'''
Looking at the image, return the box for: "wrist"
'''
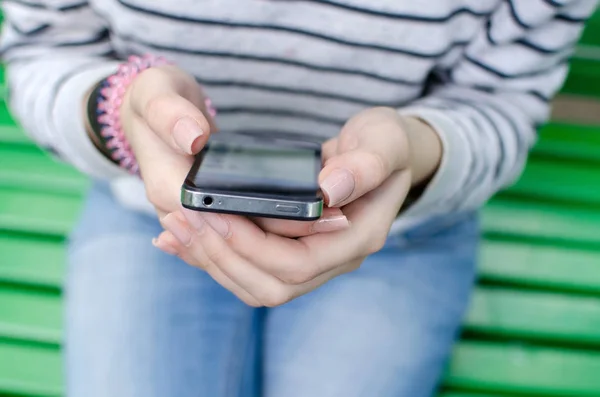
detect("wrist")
[403,116,442,187]
[83,80,115,161]
[81,55,171,175]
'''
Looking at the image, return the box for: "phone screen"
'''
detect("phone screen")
[190,134,321,194]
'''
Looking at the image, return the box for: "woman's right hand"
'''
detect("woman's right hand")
[119,65,215,217]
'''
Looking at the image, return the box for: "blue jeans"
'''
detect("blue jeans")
[65,182,479,397]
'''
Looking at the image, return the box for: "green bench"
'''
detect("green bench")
[2,8,600,396]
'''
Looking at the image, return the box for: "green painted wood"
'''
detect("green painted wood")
[479,240,600,294]
[0,102,27,145]
[482,198,600,245]
[535,123,600,163]
[0,64,4,100]
[446,341,600,396]
[562,57,600,98]
[0,342,62,397]
[564,7,600,98]
[508,157,600,205]
[0,233,64,288]
[0,287,61,345]
[465,288,600,344]
[0,189,83,236]
[0,145,88,195]
[579,7,600,47]
[439,394,496,397]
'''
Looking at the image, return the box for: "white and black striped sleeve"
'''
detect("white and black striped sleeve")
[0,0,126,179]
[395,0,598,226]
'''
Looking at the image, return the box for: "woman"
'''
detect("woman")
[1,0,596,396]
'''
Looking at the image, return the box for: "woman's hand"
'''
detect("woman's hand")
[119,65,216,217]
[116,65,350,234]
[154,108,443,307]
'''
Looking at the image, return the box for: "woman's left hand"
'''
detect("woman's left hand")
[154,108,441,307]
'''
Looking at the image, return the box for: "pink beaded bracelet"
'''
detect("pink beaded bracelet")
[95,54,217,175]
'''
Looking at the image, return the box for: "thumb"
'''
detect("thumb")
[127,66,213,155]
[319,119,408,207]
[319,150,394,207]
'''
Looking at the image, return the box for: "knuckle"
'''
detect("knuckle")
[138,67,169,85]
[143,94,177,121]
[203,244,226,265]
[145,184,164,208]
[277,264,316,285]
[364,233,387,255]
[364,151,389,184]
[238,294,262,308]
[259,285,293,308]
[347,260,362,273]
[129,69,164,106]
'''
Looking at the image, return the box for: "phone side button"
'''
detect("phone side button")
[275,204,301,214]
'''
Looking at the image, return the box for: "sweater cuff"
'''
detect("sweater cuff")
[51,62,128,180]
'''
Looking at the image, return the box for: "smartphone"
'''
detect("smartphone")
[181,131,323,221]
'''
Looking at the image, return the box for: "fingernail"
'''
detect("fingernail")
[201,213,230,238]
[173,117,204,155]
[152,237,179,255]
[182,210,206,231]
[161,213,192,246]
[321,169,355,207]
[311,215,350,233]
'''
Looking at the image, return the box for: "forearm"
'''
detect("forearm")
[1,0,127,179]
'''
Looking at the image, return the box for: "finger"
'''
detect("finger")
[157,216,262,307]
[180,212,296,307]
[128,67,212,155]
[152,230,180,256]
[252,207,349,238]
[306,169,411,258]
[183,209,359,286]
[184,168,409,284]
[182,211,362,306]
[320,108,409,207]
[321,138,338,165]
[127,116,193,213]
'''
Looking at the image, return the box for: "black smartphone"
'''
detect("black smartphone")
[181,131,323,221]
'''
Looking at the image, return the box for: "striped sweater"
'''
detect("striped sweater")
[1,0,597,230]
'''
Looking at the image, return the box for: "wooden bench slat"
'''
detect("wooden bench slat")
[579,7,600,47]
[479,240,600,293]
[0,189,83,236]
[0,286,62,345]
[482,199,600,245]
[0,145,88,195]
[446,341,600,396]
[0,342,62,397]
[508,158,600,205]
[0,233,65,288]
[465,288,600,344]
[0,102,29,145]
[534,123,600,163]
[439,393,497,397]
